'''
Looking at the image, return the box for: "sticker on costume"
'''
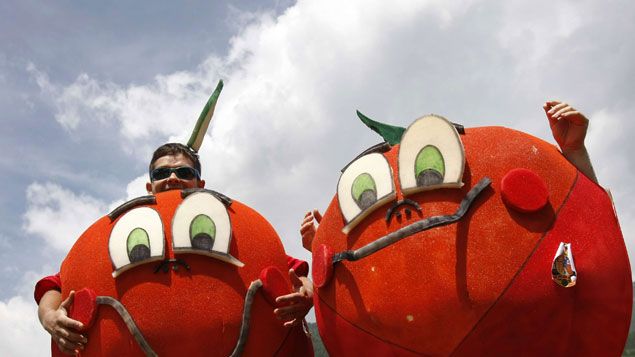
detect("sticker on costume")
[551,242,577,288]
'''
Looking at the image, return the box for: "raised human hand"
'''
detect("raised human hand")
[300,210,322,252]
[543,100,589,153]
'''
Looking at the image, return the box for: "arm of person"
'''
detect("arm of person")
[35,274,87,355]
[273,270,314,327]
[543,100,599,184]
[38,290,87,355]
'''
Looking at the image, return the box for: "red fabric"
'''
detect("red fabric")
[275,323,315,357]
[34,273,61,304]
[315,294,421,357]
[260,266,292,306]
[286,255,309,277]
[452,173,632,356]
[57,190,313,356]
[312,126,630,355]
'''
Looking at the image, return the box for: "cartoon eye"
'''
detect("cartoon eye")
[399,115,465,194]
[338,153,395,234]
[109,207,165,277]
[172,192,243,267]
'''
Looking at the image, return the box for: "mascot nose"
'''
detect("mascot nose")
[385,198,422,223]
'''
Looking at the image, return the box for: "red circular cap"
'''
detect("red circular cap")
[259,266,291,306]
[69,288,98,331]
[313,244,334,288]
[501,168,549,212]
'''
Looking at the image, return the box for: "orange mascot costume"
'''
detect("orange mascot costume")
[56,80,313,356]
[311,112,631,356]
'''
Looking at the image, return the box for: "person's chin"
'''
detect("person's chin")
[163,185,184,192]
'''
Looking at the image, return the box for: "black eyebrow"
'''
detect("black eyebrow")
[452,122,465,134]
[181,188,233,207]
[341,142,392,172]
[108,195,157,221]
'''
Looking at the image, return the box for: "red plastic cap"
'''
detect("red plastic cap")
[313,244,334,288]
[501,168,549,212]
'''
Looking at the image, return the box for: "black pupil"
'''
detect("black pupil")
[355,190,377,210]
[192,233,214,251]
[129,245,151,263]
[153,167,196,181]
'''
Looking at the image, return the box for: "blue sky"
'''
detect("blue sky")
[1,0,634,355]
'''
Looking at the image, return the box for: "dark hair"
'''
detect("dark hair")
[148,143,202,178]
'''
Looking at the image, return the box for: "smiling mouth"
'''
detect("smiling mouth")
[332,177,491,264]
[77,278,266,357]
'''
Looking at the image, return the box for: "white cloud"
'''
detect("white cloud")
[23,182,108,252]
[0,234,10,250]
[497,1,583,62]
[0,295,50,357]
[24,1,634,272]
[27,0,635,275]
[585,108,635,257]
[0,268,57,357]
[8,2,633,356]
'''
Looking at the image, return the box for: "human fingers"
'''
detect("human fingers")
[288,269,304,290]
[560,110,589,125]
[274,304,303,317]
[300,221,314,235]
[547,102,568,115]
[552,104,574,118]
[544,100,561,112]
[544,105,559,127]
[58,325,87,344]
[283,318,301,327]
[301,214,313,226]
[313,209,323,223]
[55,344,78,356]
[55,335,82,355]
[59,291,75,313]
[274,307,299,326]
[59,314,84,331]
[276,292,303,305]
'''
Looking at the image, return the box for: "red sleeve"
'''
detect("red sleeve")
[34,273,62,304]
[286,255,309,277]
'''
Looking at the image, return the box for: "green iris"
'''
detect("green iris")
[351,173,377,210]
[190,214,216,251]
[127,228,151,263]
[415,145,445,186]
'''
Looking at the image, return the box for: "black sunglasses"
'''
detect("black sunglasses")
[150,166,200,181]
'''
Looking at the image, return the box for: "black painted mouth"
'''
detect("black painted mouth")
[332,177,492,264]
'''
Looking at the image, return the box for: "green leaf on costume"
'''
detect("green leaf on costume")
[188,79,224,152]
[356,110,406,145]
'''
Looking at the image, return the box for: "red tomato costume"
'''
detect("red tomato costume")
[311,114,631,356]
[47,188,312,356]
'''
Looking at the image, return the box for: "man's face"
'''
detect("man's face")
[146,154,205,194]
